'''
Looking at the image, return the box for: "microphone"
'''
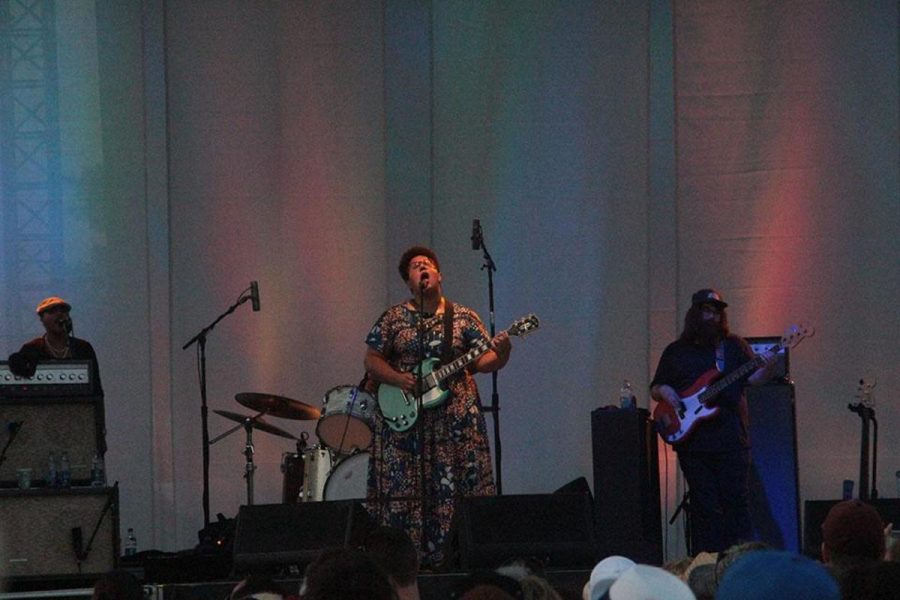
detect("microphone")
[249,281,261,312]
[471,219,483,250]
[58,317,73,334]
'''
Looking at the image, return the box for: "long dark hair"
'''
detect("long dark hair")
[679,304,730,347]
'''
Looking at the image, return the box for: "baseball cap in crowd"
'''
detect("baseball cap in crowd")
[601,564,695,600]
[822,499,885,560]
[716,550,839,600]
[585,556,635,600]
[691,289,728,309]
[36,296,71,315]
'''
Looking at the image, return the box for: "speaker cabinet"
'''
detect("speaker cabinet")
[0,487,119,577]
[803,499,900,558]
[232,501,371,571]
[591,407,662,564]
[444,493,597,570]
[746,383,801,551]
[0,396,105,485]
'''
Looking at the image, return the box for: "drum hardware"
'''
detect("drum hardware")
[235,392,321,421]
[211,409,298,506]
[301,446,333,503]
[316,385,375,454]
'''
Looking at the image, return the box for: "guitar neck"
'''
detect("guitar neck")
[699,343,782,401]
[428,339,493,386]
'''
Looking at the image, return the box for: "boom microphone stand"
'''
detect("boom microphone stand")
[471,220,503,494]
[414,279,429,555]
[182,284,258,528]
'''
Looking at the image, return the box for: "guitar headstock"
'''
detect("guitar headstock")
[508,314,540,338]
[780,322,814,350]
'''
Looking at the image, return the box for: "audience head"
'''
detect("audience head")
[584,555,635,600]
[229,575,289,600]
[601,564,695,600]
[450,570,523,600]
[841,560,900,600]
[302,547,394,600]
[92,570,144,600]
[714,541,769,584]
[821,500,885,563]
[686,564,716,600]
[365,526,419,588]
[716,550,839,600]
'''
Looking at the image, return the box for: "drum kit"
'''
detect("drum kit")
[211,385,376,505]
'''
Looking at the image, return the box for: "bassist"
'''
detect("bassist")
[362,246,511,567]
[650,289,777,553]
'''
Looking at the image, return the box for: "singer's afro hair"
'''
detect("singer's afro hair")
[398,246,440,281]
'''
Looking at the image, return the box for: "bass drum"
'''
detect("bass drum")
[324,451,370,501]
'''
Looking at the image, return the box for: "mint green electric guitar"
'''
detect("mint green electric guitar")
[377,314,540,432]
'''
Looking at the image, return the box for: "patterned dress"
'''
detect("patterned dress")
[364,302,496,563]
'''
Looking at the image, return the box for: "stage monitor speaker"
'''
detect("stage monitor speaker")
[0,395,105,485]
[444,493,597,570]
[0,487,118,577]
[232,501,371,572]
[747,383,801,551]
[803,499,900,558]
[591,407,662,564]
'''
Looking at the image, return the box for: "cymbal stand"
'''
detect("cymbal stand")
[209,410,266,506]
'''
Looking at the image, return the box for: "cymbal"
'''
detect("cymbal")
[213,409,297,440]
[235,392,321,420]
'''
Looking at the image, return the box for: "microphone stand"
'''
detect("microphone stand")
[848,401,878,500]
[182,288,255,528]
[474,234,502,494]
[415,281,429,555]
[75,481,119,568]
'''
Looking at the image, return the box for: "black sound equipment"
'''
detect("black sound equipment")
[0,394,105,485]
[443,493,597,570]
[232,501,371,572]
[746,383,801,551]
[0,487,118,577]
[0,360,94,397]
[591,407,662,564]
[803,498,900,558]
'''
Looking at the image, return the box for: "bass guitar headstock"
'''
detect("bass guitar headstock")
[780,322,814,350]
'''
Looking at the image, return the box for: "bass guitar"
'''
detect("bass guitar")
[653,323,813,445]
[378,313,540,432]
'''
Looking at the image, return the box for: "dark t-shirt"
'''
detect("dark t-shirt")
[20,336,103,396]
[651,334,755,452]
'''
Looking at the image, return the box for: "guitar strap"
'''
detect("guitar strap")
[715,341,726,372]
[441,299,455,365]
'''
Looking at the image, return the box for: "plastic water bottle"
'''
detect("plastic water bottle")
[124,528,138,556]
[48,452,58,487]
[90,453,106,487]
[59,451,71,487]
[619,379,637,410]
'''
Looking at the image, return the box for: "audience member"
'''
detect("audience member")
[716,550,839,600]
[92,570,144,600]
[713,541,769,585]
[820,499,885,588]
[365,526,420,600]
[582,555,635,600]
[301,547,394,600]
[663,556,695,580]
[450,570,523,600]
[604,564,695,600]
[230,575,291,600]
[686,564,716,600]
[841,560,900,600]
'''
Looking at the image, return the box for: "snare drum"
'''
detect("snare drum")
[324,451,370,501]
[316,385,375,454]
[301,446,333,502]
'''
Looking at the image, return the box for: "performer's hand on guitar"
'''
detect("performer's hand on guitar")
[393,370,417,394]
[652,384,681,410]
[490,331,512,360]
